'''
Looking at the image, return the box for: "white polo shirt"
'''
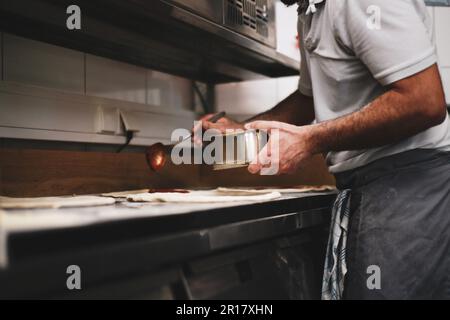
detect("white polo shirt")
[298,0,450,173]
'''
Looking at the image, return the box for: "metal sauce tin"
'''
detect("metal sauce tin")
[211,130,269,170]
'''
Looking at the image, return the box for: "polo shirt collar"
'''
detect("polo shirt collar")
[305,0,325,15]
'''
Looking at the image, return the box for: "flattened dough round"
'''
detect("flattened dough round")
[127,190,282,203]
[0,196,116,210]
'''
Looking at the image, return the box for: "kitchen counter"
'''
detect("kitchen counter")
[0,192,336,299]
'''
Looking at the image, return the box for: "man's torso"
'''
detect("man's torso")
[297,0,450,173]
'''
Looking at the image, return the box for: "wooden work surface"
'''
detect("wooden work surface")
[0,148,201,197]
[0,148,335,197]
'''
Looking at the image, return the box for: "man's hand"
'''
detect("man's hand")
[192,114,244,145]
[245,121,318,175]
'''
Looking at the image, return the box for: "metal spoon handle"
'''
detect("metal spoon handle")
[207,111,227,123]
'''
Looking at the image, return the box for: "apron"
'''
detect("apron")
[322,149,450,300]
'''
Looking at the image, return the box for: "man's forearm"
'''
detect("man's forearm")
[247,90,315,126]
[308,86,447,155]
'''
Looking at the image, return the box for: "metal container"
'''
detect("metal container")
[212,129,269,170]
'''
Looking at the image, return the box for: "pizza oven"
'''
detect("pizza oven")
[165,0,277,48]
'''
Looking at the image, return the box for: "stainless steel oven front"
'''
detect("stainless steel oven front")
[165,0,277,48]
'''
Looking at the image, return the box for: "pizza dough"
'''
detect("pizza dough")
[126,190,282,203]
[123,185,334,203]
[101,189,150,198]
[0,195,116,210]
[216,185,336,194]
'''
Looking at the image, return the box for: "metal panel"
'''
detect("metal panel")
[215,78,278,116]
[164,0,276,48]
[0,91,96,133]
[146,70,193,111]
[3,33,84,94]
[208,209,328,250]
[223,0,276,48]
[0,82,195,145]
[86,54,147,104]
[120,109,196,140]
[165,0,223,23]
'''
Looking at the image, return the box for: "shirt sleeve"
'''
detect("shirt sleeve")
[336,0,437,86]
[298,16,314,96]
